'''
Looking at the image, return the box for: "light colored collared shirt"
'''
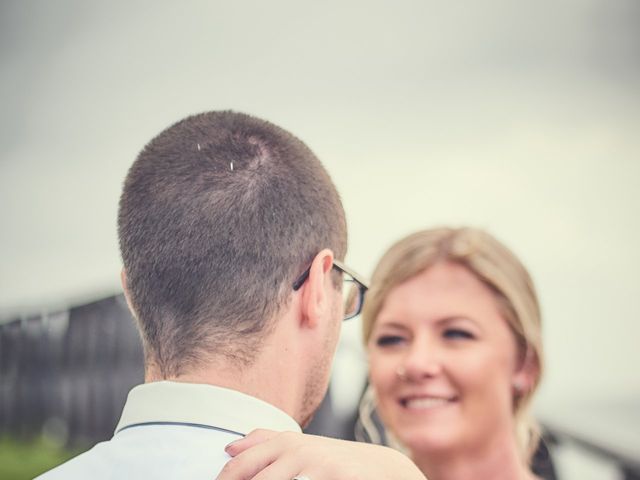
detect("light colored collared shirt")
[36,381,301,479]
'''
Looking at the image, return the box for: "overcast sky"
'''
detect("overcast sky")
[1,1,639,427]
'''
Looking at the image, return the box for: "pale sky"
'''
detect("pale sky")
[1,0,639,429]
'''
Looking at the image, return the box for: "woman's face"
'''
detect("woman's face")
[368,261,527,457]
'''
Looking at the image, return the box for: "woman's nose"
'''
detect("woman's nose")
[398,337,442,381]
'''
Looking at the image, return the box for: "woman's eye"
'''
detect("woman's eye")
[443,329,474,340]
[375,335,405,347]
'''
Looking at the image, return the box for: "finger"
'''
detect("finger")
[242,457,305,480]
[217,437,283,480]
[217,454,272,480]
[225,429,280,456]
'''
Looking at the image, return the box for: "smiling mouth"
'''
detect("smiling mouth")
[400,396,457,409]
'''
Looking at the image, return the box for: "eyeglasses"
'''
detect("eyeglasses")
[292,259,369,321]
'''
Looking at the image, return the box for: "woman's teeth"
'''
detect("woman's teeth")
[403,397,452,409]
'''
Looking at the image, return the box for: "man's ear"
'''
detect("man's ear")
[299,249,335,329]
[120,269,137,319]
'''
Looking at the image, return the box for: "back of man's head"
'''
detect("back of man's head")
[118,111,347,378]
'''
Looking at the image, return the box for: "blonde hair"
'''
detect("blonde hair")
[362,227,544,464]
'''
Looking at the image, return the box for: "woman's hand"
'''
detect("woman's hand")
[216,429,426,480]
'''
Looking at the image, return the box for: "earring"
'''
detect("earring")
[396,366,408,380]
[512,378,526,395]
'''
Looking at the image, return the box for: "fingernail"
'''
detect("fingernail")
[224,439,241,452]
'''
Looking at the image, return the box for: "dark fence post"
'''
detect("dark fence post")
[0,319,22,435]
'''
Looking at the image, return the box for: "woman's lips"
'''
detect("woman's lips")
[400,395,458,409]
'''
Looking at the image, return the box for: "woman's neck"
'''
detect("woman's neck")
[411,433,536,480]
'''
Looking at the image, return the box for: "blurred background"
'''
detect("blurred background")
[1,1,638,478]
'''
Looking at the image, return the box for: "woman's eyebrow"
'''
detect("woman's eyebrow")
[435,315,472,324]
[435,315,482,330]
[374,321,408,332]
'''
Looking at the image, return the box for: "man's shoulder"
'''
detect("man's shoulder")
[36,442,111,479]
[36,425,234,479]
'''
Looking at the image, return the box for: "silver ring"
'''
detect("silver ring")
[292,476,311,480]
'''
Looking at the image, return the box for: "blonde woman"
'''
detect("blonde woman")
[357,227,544,480]
[219,227,545,480]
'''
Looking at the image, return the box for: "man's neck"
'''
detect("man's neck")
[144,350,303,425]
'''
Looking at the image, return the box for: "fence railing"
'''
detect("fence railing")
[543,424,640,480]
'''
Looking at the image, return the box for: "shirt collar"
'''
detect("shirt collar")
[115,381,301,436]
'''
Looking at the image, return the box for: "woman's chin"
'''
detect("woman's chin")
[399,431,460,458]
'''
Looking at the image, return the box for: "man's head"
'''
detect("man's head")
[118,111,347,382]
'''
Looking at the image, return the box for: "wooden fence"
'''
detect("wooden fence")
[0,295,144,447]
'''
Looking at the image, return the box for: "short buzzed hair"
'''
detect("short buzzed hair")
[118,111,347,377]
